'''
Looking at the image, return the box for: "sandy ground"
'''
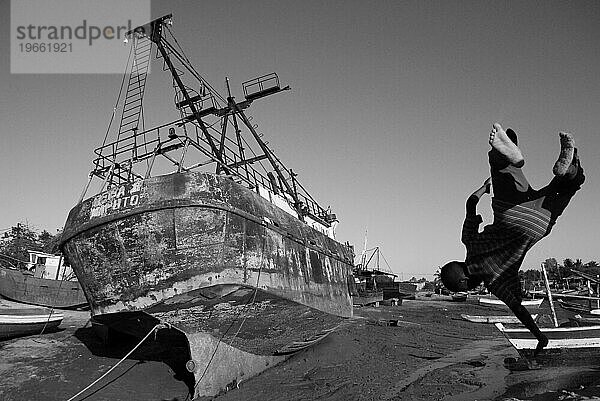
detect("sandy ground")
[2,297,599,401]
[216,299,514,401]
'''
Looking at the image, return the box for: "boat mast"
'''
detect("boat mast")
[360,229,368,269]
[136,15,225,170]
[128,15,308,216]
[226,90,302,214]
[85,14,334,226]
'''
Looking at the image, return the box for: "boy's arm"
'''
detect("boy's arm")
[461,177,490,244]
[466,177,491,216]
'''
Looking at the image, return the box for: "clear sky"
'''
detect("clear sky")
[1,0,599,279]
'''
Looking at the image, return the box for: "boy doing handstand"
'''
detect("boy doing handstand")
[441,123,585,355]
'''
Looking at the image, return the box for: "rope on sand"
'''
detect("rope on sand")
[65,323,164,401]
[39,255,67,337]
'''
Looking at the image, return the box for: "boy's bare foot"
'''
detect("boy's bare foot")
[553,132,575,176]
[565,148,581,180]
[534,335,548,356]
[526,358,541,370]
[489,123,524,167]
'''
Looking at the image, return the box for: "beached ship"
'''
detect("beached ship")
[59,15,354,398]
[352,242,415,305]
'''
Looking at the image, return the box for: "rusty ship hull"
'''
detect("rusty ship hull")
[60,171,354,397]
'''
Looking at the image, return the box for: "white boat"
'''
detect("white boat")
[479,297,543,308]
[495,263,600,364]
[0,309,63,340]
[461,313,537,324]
[495,322,600,351]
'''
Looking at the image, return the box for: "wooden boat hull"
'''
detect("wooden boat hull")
[0,267,87,309]
[91,284,342,395]
[461,314,537,324]
[60,171,354,397]
[379,282,416,300]
[0,309,63,340]
[556,298,594,314]
[352,290,384,306]
[479,297,543,308]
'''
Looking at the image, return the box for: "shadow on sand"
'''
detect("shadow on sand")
[73,324,195,400]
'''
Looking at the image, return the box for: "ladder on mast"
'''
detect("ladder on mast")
[100,35,152,187]
[118,36,151,140]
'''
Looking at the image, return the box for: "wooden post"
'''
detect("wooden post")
[588,280,593,310]
[596,276,599,309]
[541,263,559,328]
[55,255,63,280]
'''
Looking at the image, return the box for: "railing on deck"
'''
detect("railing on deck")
[90,120,331,223]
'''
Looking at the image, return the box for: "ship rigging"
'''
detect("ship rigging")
[80,14,336,232]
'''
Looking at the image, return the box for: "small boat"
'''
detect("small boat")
[556,298,599,314]
[557,298,587,313]
[496,263,600,363]
[461,314,538,324]
[495,322,600,360]
[0,308,63,340]
[479,297,543,308]
[570,314,600,326]
[451,292,468,302]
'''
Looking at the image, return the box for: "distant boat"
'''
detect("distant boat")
[556,298,600,314]
[570,314,600,326]
[353,243,415,303]
[0,308,63,340]
[351,288,384,307]
[451,293,468,302]
[0,266,87,309]
[479,297,543,308]
[461,313,538,324]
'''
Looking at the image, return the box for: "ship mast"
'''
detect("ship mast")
[84,14,336,227]
[142,15,223,168]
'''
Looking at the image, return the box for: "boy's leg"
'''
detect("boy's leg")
[490,163,532,204]
[489,272,548,355]
[553,132,575,176]
[488,125,532,204]
[532,148,584,229]
[508,303,549,356]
